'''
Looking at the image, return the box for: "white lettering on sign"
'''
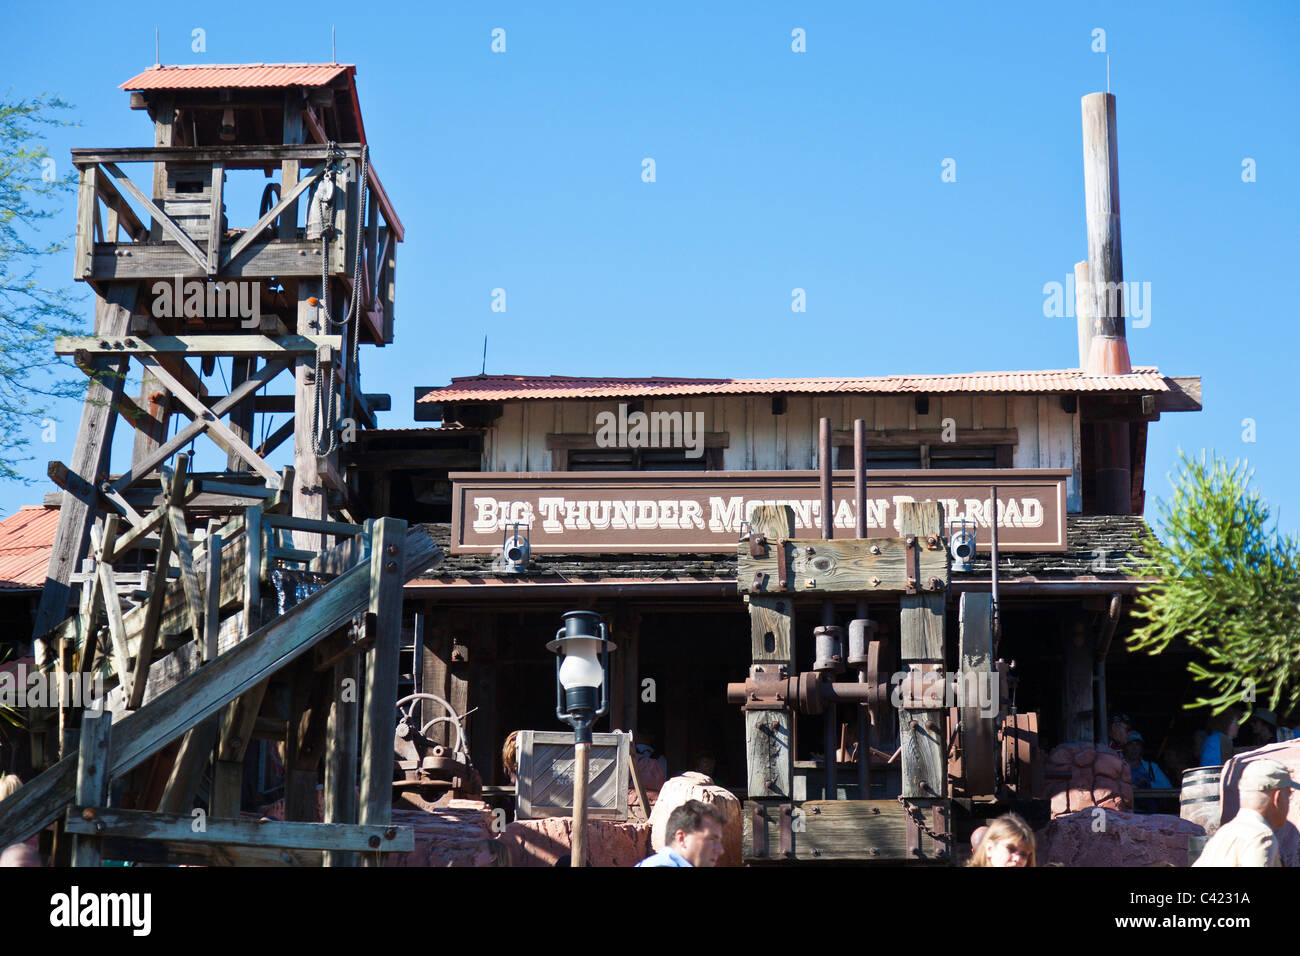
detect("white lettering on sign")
[471,494,1046,535]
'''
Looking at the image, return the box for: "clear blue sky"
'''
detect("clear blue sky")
[5,1,1298,533]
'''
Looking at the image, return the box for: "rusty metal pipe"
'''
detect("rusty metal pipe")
[990,484,1001,645]
[853,418,869,796]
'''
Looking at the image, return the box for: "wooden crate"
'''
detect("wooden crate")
[516,730,629,821]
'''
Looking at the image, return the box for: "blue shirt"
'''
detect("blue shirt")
[636,847,692,867]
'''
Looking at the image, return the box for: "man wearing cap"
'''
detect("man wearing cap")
[1192,759,1297,867]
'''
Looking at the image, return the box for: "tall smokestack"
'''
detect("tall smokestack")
[1080,92,1132,375]
[1080,92,1132,514]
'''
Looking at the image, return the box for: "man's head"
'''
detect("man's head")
[1238,759,1298,830]
[1122,730,1144,764]
[664,800,725,867]
[0,843,42,867]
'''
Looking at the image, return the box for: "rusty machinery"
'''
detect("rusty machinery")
[393,693,477,807]
[729,424,1040,862]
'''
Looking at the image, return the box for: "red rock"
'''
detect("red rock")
[1072,745,1097,767]
[500,816,651,867]
[1094,753,1124,778]
[648,772,743,867]
[1039,809,1204,866]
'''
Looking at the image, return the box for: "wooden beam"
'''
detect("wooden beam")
[206,162,224,274]
[70,714,113,867]
[58,334,340,358]
[73,144,364,167]
[897,500,947,803]
[293,279,327,551]
[745,505,796,801]
[323,649,360,867]
[75,165,97,279]
[739,536,947,596]
[359,518,406,865]
[68,807,413,854]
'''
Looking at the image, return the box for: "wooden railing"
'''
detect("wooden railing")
[71,145,396,343]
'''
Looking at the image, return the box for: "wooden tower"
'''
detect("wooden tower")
[4,64,436,866]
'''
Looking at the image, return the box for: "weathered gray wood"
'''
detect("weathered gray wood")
[745,505,797,799]
[68,807,412,854]
[746,710,793,799]
[130,366,170,467]
[206,162,224,274]
[33,285,136,660]
[358,519,406,865]
[323,650,360,867]
[94,517,134,696]
[226,358,256,472]
[204,533,222,661]
[898,500,947,801]
[740,536,946,595]
[71,714,112,867]
[75,165,97,278]
[91,239,340,280]
[743,799,942,862]
[381,231,396,342]
[0,526,439,848]
[73,144,364,167]
[59,334,339,358]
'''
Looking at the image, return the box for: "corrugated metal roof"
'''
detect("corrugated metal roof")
[417,368,1173,403]
[121,63,353,91]
[0,506,59,590]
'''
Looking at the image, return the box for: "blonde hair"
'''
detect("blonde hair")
[502,731,519,777]
[968,813,1036,867]
[0,773,22,803]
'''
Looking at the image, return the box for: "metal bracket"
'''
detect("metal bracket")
[905,534,920,595]
[752,803,768,858]
[775,538,788,591]
[749,533,767,559]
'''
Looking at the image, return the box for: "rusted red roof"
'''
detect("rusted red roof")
[121,63,353,91]
[418,368,1175,403]
[0,506,59,590]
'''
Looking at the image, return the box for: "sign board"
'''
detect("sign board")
[515,730,630,821]
[451,470,1069,554]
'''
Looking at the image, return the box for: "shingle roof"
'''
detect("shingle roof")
[120,63,353,90]
[418,368,1176,403]
[412,515,1152,585]
[0,506,59,590]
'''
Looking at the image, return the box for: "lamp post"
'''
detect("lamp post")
[546,610,615,867]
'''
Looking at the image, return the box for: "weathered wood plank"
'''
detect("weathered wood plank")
[898,501,947,802]
[70,714,112,867]
[68,807,412,853]
[740,536,948,595]
[58,334,340,358]
[743,799,944,862]
[359,519,406,865]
